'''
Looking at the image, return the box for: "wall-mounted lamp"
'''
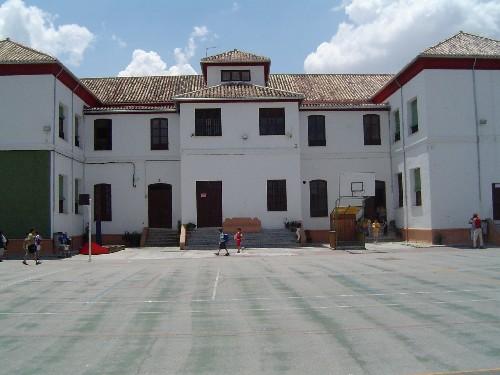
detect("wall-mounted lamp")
[42,125,51,133]
[479,119,487,125]
[241,133,248,140]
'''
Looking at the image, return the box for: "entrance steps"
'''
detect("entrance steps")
[143,228,179,247]
[186,228,299,250]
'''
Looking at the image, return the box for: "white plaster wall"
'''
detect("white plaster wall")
[53,154,85,236]
[387,72,432,229]
[206,65,266,87]
[179,101,301,228]
[299,110,392,230]
[84,161,181,234]
[180,102,300,151]
[84,113,180,160]
[0,75,54,148]
[181,152,302,228]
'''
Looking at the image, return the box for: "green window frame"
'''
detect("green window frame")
[410,99,418,134]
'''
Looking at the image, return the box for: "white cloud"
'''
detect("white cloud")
[0,0,94,66]
[111,34,126,48]
[118,26,210,76]
[305,0,500,74]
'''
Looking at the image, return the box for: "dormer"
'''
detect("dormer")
[200,49,271,87]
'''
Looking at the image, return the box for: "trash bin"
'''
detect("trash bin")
[329,231,336,249]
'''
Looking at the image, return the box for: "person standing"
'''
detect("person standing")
[23,228,37,265]
[234,228,243,253]
[0,230,7,262]
[34,231,42,264]
[470,213,485,249]
[372,220,381,243]
[215,228,230,256]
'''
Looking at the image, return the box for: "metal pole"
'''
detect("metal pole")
[88,198,92,262]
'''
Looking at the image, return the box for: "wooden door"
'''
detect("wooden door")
[148,183,172,228]
[336,214,357,241]
[493,184,500,220]
[196,181,222,227]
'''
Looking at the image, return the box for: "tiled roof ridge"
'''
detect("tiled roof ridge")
[421,31,500,56]
[0,37,56,62]
[81,74,201,80]
[201,48,271,63]
[174,81,304,99]
[271,73,394,77]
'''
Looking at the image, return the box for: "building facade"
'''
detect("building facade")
[0,32,499,248]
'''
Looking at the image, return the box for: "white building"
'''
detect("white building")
[0,31,499,250]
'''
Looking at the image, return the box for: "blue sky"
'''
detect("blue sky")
[1,0,500,78]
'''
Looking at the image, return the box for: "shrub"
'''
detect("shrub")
[122,231,141,247]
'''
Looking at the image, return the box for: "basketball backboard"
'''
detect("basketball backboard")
[339,172,375,197]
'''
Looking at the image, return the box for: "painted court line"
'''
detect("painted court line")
[212,268,220,301]
[2,297,500,316]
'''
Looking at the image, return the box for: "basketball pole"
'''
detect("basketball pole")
[88,198,92,262]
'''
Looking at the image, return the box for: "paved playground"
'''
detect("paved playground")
[1,244,500,375]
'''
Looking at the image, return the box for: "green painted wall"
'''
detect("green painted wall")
[0,151,51,238]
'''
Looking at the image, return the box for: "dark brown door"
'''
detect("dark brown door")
[148,183,172,228]
[196,181,222,227]
[493,184,500,220]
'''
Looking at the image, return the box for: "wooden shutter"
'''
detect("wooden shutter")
[310,180,328,217]
[363,114,381,145]
[94,184,112,221]
[308,115,326,146]
[267,180,287,211]
[259,108,285,135]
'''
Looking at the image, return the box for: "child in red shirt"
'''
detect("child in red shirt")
[234,228,243,253]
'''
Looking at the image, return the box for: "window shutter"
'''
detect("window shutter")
[414,169,421,192]
[411,100,418,126]
[310,180,328,217]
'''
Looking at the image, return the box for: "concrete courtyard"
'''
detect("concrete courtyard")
[0,244,500,375]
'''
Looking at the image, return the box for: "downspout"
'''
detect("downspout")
[387,107,395,221]
[51,67,64,239]
[395,79,410,242]
[471,58,482,204]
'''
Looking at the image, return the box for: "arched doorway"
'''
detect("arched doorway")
[148,183,172,228]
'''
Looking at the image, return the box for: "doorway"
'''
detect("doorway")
[364,180,386,221]
[493,183,500,221]
[196,181,222,227]
[148,183,172,228]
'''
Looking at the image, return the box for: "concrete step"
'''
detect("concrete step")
[144,228,179,247]
[186,228,298,250]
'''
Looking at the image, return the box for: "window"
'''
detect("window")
[363,114,381,145]
[397,173,404,208]
[308,115,326,146]
[413,168,422,206]
[75,115,81,148]
[195,109,221,136]
[259,108,285,135]
[74,178,81,214]
[409,99,418,134]
[151,118,168,150]
[267,180,287,211]
[94,119,112,150]
[58,174,67,213]
[221,70,251,82]
[58,104,67,140]
[394,110,401,142]
[310,180,328,217]
[94,183,112,221]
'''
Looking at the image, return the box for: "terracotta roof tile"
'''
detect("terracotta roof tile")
[421,31,500,58]
[268,74,393,106]
[82,74,391,109]
[84,104,176,114]
[0,38,56,63]
[174,82,304,100]
[81,75,205,105]
[201,49,270,64]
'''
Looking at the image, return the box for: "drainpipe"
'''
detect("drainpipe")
[471,58,482,206]
[395,79,410,242]
[51,67,64,239]
[387,107,395,224]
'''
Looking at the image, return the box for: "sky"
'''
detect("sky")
[0,0,499,78]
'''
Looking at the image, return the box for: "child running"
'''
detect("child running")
[234,228,243,253]
[215,228,230,256]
